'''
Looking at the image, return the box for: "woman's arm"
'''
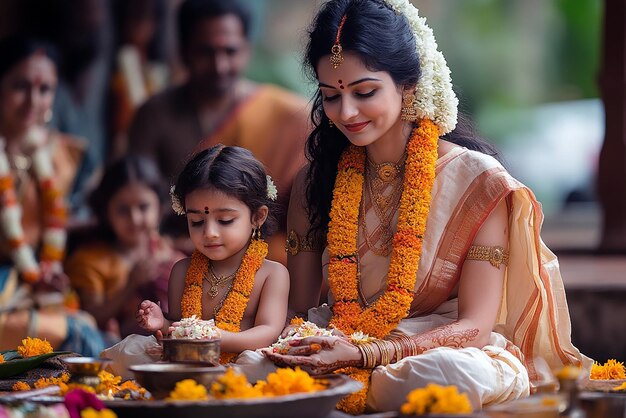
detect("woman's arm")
[408,197,508,351]
[219,262,290,353]
[286,167,324,320]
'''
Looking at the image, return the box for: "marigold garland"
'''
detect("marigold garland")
[0,129,68,283]
[327,119,438,414]
[180,239,268,364]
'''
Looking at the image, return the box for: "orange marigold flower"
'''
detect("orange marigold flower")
[12,381,31,391]
[18,336,53,357]
[590,359,626,380]
[167,379,208,401]
[261,367,325,396]
[0,353,4,363]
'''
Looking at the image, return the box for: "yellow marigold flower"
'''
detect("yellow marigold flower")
[34,373,70,389]
[167,379,208,401]
[97,370,122,394]
[261,367,325,396]
[290,317,305,326]
[590,359,626,380]
[81,407,117,418]
[613,381,626,391]
[12,381,31,391]
[17,337,53,357]
[211,368,263,399]
[555,364,582,380]
[401,384,473,415]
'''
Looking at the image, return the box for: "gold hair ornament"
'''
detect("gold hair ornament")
[330,15,348,69]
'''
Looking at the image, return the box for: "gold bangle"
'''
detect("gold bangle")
[285,230,322,256]
[466,245,509,269]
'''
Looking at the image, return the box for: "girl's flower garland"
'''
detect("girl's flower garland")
[0,128,67,283]
[180,238,268,363]
[328,119,439,414]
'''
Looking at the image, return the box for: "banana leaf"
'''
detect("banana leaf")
[0,351,72,378]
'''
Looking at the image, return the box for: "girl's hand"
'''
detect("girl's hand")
[136,300,165,331]
[263,336,362,375]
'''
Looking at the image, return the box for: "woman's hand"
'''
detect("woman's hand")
[136,300,164,332]
[263,336,362,375]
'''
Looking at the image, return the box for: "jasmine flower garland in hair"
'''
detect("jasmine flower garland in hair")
[170,185,185,215]
[382,0,458,134]
[266,175,278,201]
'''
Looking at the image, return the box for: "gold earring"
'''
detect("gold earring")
[252,227,262,240]
[328,119,335,128]
[401,91,418,122]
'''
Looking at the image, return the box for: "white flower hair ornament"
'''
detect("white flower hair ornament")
[170,185,185,215]
[266,175,278,201]
[382,0,458,134]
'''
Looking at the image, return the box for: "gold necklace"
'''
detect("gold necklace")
[359,161,404,256]
[366,150,407,183]
[204,263,237,298]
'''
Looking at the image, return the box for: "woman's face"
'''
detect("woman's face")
[107,182,161,248]
[0,53,57,136]
[317,52,405,148]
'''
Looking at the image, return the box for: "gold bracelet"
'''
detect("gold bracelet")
[285,230,323,256]
[372,339,390,366]
[388,337,403,363]
[361,342,376,369]
[466,245,509,269]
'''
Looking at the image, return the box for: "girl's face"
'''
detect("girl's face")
[0,53,57,136]
[185,188,267,264]
[107,182,161,248]
[317,52,407,149]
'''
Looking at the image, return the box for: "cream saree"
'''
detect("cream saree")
[314,147,590,410]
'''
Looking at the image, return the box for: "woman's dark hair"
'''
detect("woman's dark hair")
[0,36,58,81]
[89,154,167,243]
[172,145,279,237]
[178,0,252,48]
[304,0,502,239]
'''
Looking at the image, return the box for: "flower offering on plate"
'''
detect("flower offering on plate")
[269,321,334,354]
[169,316,221,340]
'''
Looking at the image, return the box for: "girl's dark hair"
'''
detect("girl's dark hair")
[172,145,279,237]
[0,36,58,81]
[304,0,502,239]
[89,154,167,243]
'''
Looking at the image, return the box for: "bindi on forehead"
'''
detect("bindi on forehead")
[204,206,209,214]
[338,79,344,89]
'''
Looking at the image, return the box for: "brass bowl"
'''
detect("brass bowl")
[161,338,220,364]
[128,363,225,399]
[62,357,112,377]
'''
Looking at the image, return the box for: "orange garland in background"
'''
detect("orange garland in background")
[327,119,439,414]
[0,129,68,283]
[180,239,268,363]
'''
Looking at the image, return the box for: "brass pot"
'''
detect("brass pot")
[161,338,221,365]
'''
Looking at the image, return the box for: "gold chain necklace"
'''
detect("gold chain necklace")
[360,158,404,256]
[204,263,238,298]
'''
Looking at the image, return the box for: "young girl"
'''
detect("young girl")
[136,145,289,358]
[65,155,184,339]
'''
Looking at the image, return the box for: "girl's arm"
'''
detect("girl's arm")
[286,167,324,320]
[219,261,290,353]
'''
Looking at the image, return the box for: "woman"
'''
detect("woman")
[0,36,105,356]
[265,0,590,414]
